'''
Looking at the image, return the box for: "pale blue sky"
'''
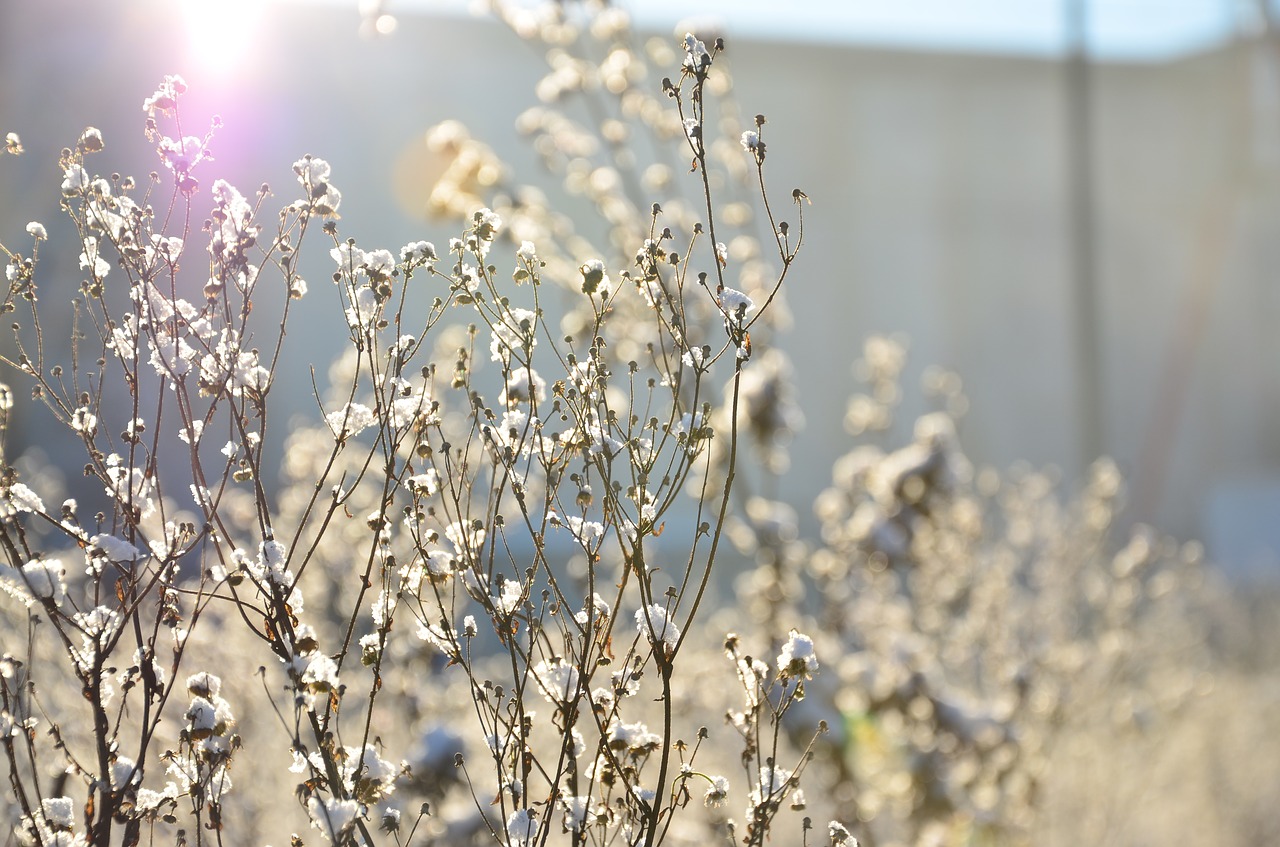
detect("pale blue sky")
[637,0,1261,58]
[384,0,1270,60]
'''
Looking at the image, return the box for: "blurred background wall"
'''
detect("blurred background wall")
[2,0,1279,578]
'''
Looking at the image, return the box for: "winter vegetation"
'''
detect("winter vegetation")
[0,3,1275,846]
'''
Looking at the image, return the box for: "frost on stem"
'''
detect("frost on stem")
[635,603,681,655]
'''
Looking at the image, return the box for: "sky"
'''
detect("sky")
[374,0,1268,60]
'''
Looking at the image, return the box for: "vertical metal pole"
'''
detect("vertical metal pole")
[1065,0,1104,469]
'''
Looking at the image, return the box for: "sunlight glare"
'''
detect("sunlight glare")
[181,0,265,74]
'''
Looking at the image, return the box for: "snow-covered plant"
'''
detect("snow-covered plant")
[0,3,1233,847]
[727,333,1214,846]
[0,8,840,846]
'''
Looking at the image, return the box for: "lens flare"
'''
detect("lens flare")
[180,0,265,74]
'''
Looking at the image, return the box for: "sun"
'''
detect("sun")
[180,0,266,75]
